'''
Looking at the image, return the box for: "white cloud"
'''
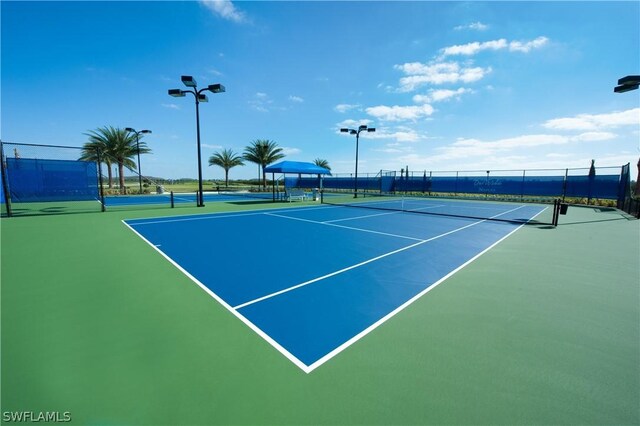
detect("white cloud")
[375,148,405,154]
[161,103,180,110]
[336,119,373,129]
[395,61,490,91]
[199,0,247,23]
[413,87,473,104]
[289,95,304,103]
[438,134,569,159]
[441,36,548,57]
[365,104,435,122]
[248,93,273,112]
[425,131,619,165]
[543,108,640,131]
[454,22,489,31]
[202,144,223,149]
[570,132,617,142]
[334,104,360,113]
[365,127,426,143]
[442,39,508,56]
[509,36,549,53]
[282,147,301,156]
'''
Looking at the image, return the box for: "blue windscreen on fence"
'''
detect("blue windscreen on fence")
[6,158,99,202]
[564,175,620,199]
[278,167,625,201]
[334,173,620,199]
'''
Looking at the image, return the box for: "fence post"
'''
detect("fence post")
[0,140,13,217]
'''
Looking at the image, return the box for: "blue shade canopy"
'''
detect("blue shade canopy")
[264,161,331,175]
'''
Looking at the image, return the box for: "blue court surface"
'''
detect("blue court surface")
[124,201,547,372]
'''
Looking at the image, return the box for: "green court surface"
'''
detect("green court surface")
[1,202,639,425]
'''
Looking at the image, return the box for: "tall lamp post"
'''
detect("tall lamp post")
[340,124,375,197]
[169,75,225,207]
[124,127,151,194]
[614,75,640,196]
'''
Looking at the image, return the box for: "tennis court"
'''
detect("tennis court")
[3,198,638,424]
[104,190,276,207]
[125,199,548,371]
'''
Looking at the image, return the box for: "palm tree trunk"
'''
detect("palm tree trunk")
[118,162,126,194]
[225,169,229,187]
[262,166,267,190]
[106,161,113,188]
[257,164,261,188]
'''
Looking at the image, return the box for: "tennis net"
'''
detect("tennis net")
[215,187,279,200]
[320,190,554,225]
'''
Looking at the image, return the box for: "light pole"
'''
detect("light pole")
[340,124,375,197]
[614,75,640,196]
[169,75,225,207]
[124,128,151,194]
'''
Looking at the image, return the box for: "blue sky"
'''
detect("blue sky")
[2,1,639,180]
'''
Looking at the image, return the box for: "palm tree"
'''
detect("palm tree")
[82,126,151,194]
[243,139,285,189]
[80,137,114,189]
[209,148,244,187]
[313,158,331,171]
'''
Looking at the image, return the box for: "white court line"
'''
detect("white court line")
[264,212,424,242]
[324,210,402,223]
[234,204,528,310]
[128,205,338,226]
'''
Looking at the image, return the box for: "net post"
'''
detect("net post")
[96,148,106,212]
[170,191,175,208]
[552,199,560,227]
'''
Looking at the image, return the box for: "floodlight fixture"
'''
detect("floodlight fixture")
[358,125,368,131]
[168,89,185,97]
[614,75,640,93]
[198,94,209,102]
[208,84,226,93]
[618,75,640,86]
[340,128,349,133]
[614,84,639,93]
[181,75,197,88]
[140,130,152,134]
[367,128,376,132]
